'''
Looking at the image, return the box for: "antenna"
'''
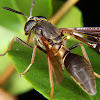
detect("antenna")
[2,0,35,18]
[30,0,35,16]
[2,7,28,18]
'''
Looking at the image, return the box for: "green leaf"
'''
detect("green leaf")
[8,41,93,100]
[52,0,64,14]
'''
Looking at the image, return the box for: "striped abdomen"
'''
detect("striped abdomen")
[64,53,96,95]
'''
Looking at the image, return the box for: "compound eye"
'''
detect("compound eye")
[36,16,47,20]
[24,20,36,35]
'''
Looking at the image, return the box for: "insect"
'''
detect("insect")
[0,0,100,100]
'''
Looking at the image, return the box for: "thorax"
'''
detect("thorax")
[33,20,63,48]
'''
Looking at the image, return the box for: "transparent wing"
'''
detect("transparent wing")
[41,37,64,85]
[59,27,100,53]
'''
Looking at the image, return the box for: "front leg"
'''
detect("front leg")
[0,36,46,56]
[0,36,33,56]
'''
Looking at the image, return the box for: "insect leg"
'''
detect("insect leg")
[20,45,37,76]
[0,36,46,56]
[69,43,90,62]
[69,43,100,78]
[48,55,54,100]
[94,72,100,78]
[0,36,32,56]
[27,32,31,44]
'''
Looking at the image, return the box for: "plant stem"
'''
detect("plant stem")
[49,0,79,24]
[0,88,18,100]
[0,63,15,86]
